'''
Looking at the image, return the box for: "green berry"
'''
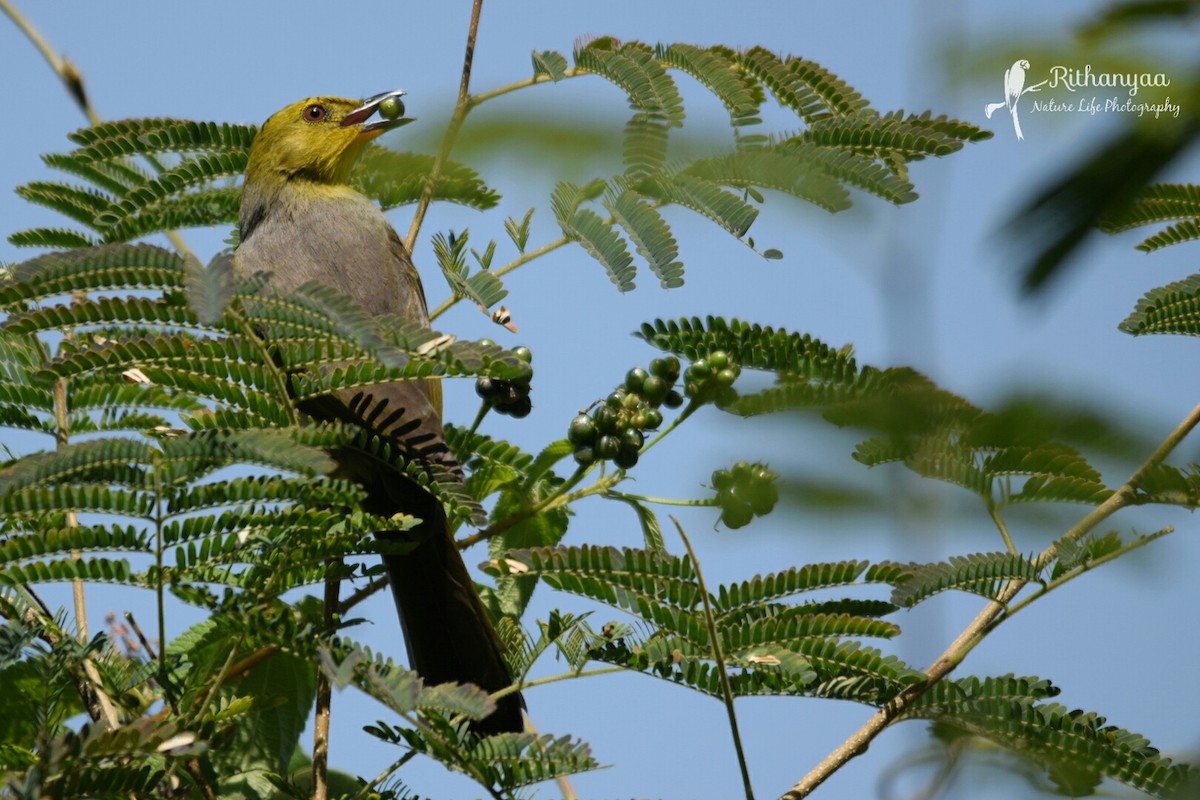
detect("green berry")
[662,356,681,381]
[708,350,729,370]
[625,367,648,393]
[620,428,644,452]
[573,446,596,467]
[596,435,621,459]
[716,368,738,387]
[378,96,404,119]
[712,469,732,490]
[594,405,620,433]
[506,396,532,418]
[606,391,627,409]
[641,375,669,405]
[649,358,668,378]
[475,377,494,399]
[568,414,597,445]
[478,338,495,348]
[512,345,532,363]
[664,390,684,409]
[746,481,779,515]
[613,449,639,469]
[642,408,663,430]
[721,503,754,529]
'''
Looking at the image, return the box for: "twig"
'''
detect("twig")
[9,586,120,729]
[403,0,485,254]
[674,517,754,800]
[428,236,569,322]
[312,564,341,800]
[338,575,388,615]
[778,400,1200,799]
[0,0,193,257]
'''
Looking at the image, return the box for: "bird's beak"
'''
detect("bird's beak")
[340,90,415,137]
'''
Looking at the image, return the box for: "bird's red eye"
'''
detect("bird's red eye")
[302,104,327,123]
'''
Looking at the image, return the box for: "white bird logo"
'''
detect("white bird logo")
[985,59,1048,141]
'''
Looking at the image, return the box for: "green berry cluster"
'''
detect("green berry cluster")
[568,356,685,469]
[712,461,779,529]
[475,343,533,418]
[683,350,740,405]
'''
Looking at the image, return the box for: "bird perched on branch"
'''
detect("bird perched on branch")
[233,91,523,734]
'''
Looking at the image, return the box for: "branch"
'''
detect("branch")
[0,0,193,257]
[312,565,341,800]
[778,399,1200,799]
[403,0,485,253]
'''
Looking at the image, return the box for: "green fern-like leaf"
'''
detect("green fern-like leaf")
[532,49,570,82]
[94,152,248,229]
[891,552,1044,608]
[574,38,685,127]
[638,171,759,237]
[1098,183,1200,233]
[656,43,763,127]
[7,227,99,250]
[638,315,862,378]
[68,118,257,161]
[796,637,923,704]
[432,230,509,310]
[987,444,1112,506]
[737,47,868,123]
[1119,273,1200,336]
[497,545,705,641]
[777,138,917,205]
[714,560,870,613]
[1136,218,1200,252]
[1136,462,1200,507]
[352,147,500,211]
[683,146,852,213]
[905,678,1198,798]
[0,243,184,308]
[14,181,115,231]
[466,733,601,790]
[803,111,967,160]
[559,206,637,292]
[605,188,684,288]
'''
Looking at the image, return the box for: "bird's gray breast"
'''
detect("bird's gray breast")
[234,189,409,319]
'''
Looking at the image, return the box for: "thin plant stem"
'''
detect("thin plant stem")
[456,466,617,549]
[0,0,192,256]
[986,501,1017,555]
[674,517,755,800]
[428,236,570,322]
[404,0,485,254]
[779,400,1200,799]
[608,489,717,508]
[351,751,418,800]
[338,575,388,615]
[312,564,341,800]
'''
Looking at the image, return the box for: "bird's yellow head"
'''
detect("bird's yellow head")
[245,90,413,186]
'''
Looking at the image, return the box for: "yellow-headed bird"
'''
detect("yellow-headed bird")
[234,91,523,734]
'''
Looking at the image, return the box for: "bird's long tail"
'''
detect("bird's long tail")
[330,444,524,734]
[380,507,525,734]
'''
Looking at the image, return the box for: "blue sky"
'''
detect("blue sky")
[2,2,1199,798]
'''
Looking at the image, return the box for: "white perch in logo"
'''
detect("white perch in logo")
[985,59,1048,140]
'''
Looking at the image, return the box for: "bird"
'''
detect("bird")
[985,59,1041,141]
[232,91,524,734]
